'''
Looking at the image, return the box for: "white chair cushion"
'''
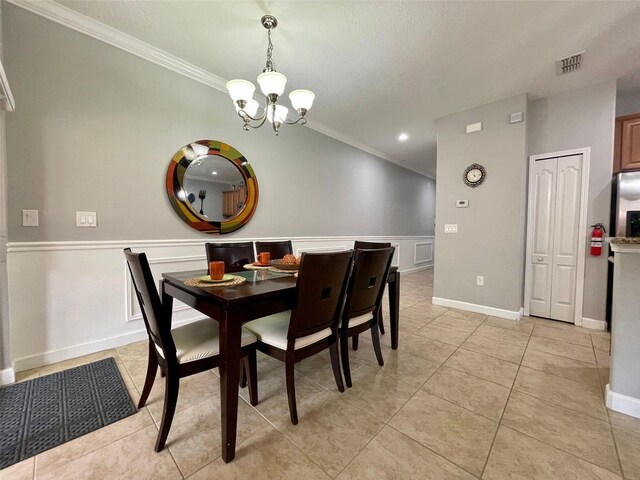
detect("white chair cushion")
[156,318,256,364]
[243,311,332,351]
[348,313,374,328]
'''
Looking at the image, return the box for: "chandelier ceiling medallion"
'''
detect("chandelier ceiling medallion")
[225,15,315,136]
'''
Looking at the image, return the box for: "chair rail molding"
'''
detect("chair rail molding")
[7,236,434,372]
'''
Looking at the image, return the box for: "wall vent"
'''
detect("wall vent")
[556,51,585,75]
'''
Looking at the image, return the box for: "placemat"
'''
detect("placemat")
[184,275,246,288]
[268,266,298,275]
[0,358,136,469]
[243,263,271,270]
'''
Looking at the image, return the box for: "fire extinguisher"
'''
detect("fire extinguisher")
[590,223,606,256]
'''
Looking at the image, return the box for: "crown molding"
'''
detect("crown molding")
[6,0,435,180]
[5,0,229,91]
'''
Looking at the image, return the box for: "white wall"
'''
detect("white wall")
[528,80,616,324]
[3,5,436,372]
[433,95,528,317]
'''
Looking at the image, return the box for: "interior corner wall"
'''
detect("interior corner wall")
[433,95,528,314]
[527,80,616,323]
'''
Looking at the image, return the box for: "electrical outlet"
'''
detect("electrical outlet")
[444,224,458,233]
[76,211,97,227]
[477,276,484,286]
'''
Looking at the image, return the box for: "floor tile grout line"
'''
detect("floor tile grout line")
[384,423,483,479]
[606,413,627,477]
[478,325,532,478]
[521,344,597,366]
[498,424,625,478]
[515,360,605,389]
[440,358,517,390]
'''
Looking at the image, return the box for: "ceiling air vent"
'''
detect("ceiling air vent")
[557,51,585,75]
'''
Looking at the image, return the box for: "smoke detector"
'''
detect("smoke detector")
[557,51,585,75]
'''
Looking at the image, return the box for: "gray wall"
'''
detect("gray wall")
[434,95,528,312]
[4,5,435,243]
[616,91,640,117]
[528,80,616,322]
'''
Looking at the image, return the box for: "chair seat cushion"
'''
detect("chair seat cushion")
[156,318,256,364]
[244,311,332,350]
[348,313,374,328]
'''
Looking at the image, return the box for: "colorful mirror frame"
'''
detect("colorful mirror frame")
[166,140,259,234]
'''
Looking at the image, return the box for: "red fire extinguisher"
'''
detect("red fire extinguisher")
[590,223,606,256]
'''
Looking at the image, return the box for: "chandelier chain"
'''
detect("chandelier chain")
[265,29,276,72]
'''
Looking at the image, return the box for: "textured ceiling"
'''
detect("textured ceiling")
[56,1,640,177]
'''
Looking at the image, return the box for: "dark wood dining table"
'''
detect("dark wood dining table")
[161,266,400,462]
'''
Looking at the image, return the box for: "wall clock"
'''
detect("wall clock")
[463,163,486,188]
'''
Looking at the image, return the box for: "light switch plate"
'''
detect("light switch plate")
[456,199,469,208]
[444,224,458,233]
[76,211,97,227]
[22,209,39,227]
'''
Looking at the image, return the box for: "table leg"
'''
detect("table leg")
[389,271,400,350]
[218,314,242,463]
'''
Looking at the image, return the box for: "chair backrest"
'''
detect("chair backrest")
[254,240,293,259]
[288,251,354,344]
[205,242,255,272]
[124,248,176,360]
[354,240,392,250]
[343,247,395,322]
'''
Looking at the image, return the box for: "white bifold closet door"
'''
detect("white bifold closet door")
[529,155,582,323]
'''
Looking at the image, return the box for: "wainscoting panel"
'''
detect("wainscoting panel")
[7,236,434,371]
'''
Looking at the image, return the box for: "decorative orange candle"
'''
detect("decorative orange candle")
[258,252,271,265]
[209,261,225,280]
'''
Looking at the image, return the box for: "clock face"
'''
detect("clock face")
[463,163,486,187]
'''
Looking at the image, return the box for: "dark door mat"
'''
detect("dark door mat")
[0,357,137,469]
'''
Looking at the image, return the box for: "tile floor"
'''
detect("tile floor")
[3,269,640,479]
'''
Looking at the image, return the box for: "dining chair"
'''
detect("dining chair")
[339,247,395,388]
[205,242,255,272]
[353,240,392,250]
[254,240,293,259]
[243,250,354,425]
[124,248,259,452]
[353,241,392,338]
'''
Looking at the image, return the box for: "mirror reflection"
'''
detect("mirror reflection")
[182,155,247,222]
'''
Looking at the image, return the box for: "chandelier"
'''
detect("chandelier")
[225,15,315,136]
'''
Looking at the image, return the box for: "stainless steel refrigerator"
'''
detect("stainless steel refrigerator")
[606,171,640,325]
[612,172,640,237]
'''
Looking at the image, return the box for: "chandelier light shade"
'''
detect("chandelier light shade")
[257,72,287,96]
[289,89,315,111]
[226,79,255,102]
[226,15,314,135]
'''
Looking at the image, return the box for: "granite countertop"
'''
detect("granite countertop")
[610,237,640,245]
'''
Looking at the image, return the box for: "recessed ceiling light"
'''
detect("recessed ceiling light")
[211,171,218,175]
[398,133,409,141]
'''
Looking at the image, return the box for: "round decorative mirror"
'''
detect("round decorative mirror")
[166,140,259,234]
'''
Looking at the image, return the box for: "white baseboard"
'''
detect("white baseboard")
[582,317,607,331]
[401,264,433,275]
[1,367,16,385]
[12,317,205,372]
[432,297,522,320]
[606,384,640,420]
